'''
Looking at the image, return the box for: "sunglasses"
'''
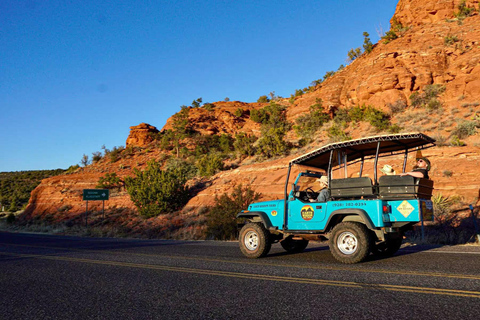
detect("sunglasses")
[417,159,424,163]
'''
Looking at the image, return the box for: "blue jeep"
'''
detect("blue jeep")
[237,133,435,264]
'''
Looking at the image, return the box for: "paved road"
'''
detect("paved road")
[1,232,480,319]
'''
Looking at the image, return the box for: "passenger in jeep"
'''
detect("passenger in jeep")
[399,157,431,179]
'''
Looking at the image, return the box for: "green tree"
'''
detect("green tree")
[347,47,362,62]
[363,32,373,54]
[125,160,189,218]
[171,106,191,157]
[206,185,261,240]
[192,97,203,108]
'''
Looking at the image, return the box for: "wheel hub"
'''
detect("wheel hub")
[337,231,358,255]
[244,230,259,251]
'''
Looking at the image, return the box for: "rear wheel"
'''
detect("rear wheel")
[329,222,371,264]
[239,223,271,258]
[280,237,309,253]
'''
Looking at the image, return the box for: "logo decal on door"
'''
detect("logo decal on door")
[301,205,314,221]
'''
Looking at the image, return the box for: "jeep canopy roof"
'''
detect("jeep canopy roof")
[290,133,436,170]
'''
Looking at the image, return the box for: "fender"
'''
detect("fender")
[236,211,273,229]
[325,208,375,230]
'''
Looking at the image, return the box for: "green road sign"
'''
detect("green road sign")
[83,189,109,201]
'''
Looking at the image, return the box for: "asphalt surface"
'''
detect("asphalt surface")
[1,232,480,319]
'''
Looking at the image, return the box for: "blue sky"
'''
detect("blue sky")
[0,0,398,172]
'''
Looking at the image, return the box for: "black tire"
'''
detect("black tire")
[329,222,371,264]
[239,223,271,258]
[280,237,309,253]
[373,236,403,257]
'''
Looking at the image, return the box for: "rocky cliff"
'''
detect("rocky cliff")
[21,0,480,233]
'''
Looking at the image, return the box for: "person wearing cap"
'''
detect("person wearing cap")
[400,157,431,179]
[316,175,330,202]
[380,164,396,175]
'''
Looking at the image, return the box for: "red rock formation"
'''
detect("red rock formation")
[125,123,159,147]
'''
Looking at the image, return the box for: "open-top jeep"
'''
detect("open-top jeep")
[237,133,435,264]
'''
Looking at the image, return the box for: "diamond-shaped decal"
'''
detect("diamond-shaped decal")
[397,200,415,218]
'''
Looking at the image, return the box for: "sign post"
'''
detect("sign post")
[83,189,109,226]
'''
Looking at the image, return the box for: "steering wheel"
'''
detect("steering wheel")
[305,187,316,200]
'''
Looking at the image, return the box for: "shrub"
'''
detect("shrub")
[294,89,304,97]
[205,185,261,240]
[293,99,330,142]
[125,160,189,218]
[449,135,466,146]
[203,103,214,111]
[165,158,197,180]
[234,108,244,117]
[257,127,290,157]
[451,120,478,139]
[92,151,102,163]
[410,84,445,109]
[443,170,453,177]
[454,0,475,19]
[388,100,407,114]
[382,30,398,44]
[327,124,351,142]
[96,173,124,189]
[65,165,80,174]
[234,133,257,158]
[257,95,269,103]
[444,34,460,46]
[196,152,224,177]
[108,146,124,162]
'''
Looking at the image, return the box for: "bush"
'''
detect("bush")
[382,30,398,44]
[444,34,460,46]
[92,151,102,163]
[196,152,224,177]
[108,146,124,162]
[205,185,261,240]
[257,95,269,103]
[451,120,478,139]
[125,160,189,218]
[165,158,197,180]
[455,0,475,19]
[410,84,445,109]
[293,99,330,142]
[203,103,214,111]
[388,100,407,115]
[234,133,257,158]
[257,127,290,158]
[234,108,244,117]
[96,173,124,189]
[327,124,351,142]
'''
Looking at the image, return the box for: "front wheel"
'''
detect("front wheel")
[239,223,271,258]
[329,222,371,264]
